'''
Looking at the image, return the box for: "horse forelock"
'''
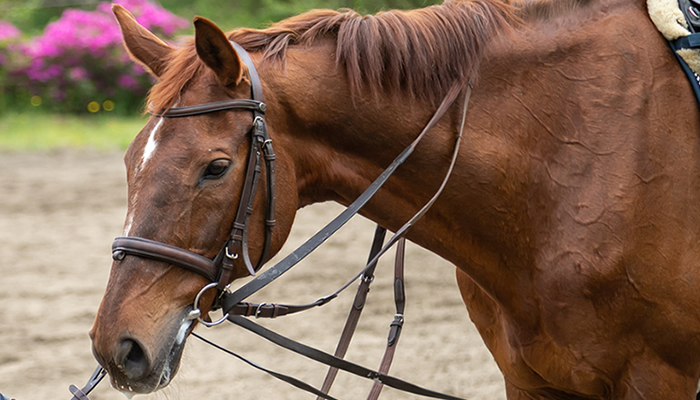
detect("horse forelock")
[147,0,513,112]
[146,40,205,114]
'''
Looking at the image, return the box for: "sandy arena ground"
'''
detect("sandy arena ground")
[0,150,506,400]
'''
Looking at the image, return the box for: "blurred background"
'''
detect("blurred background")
[0,0,440,150]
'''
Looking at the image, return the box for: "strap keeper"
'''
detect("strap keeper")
[271,304,281,318]
[387,313,404,346]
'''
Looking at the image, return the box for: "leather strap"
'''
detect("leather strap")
[113,41,277,291]
[154,99,265,118]
[671,1,700,108]
[68,366,106,400]
[192,333,340,400]
[112,236,218,282]
[212,83,473,400]
[221,82,466,311]
[367,237,406,400]
[316,225,387,399]
[107,39,473,400]
[669,34,700,108]
[227,315,467,400]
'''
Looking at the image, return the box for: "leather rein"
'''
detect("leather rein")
[73,41,474,400]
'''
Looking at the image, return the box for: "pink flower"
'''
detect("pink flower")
[100,0,187,34]
[117,74,139,90]
[2,0,186,113]
[0,20,21,41]
[69,67,88,81]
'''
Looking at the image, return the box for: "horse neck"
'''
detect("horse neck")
[259,0,699,315]
[260,41,456,221]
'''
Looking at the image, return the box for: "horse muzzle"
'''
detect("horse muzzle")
[90,308,195,395]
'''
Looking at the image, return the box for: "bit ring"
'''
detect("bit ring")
[193,282,229,327]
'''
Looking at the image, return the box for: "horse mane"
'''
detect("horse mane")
[513,0,593,20]
[148,0,513,112]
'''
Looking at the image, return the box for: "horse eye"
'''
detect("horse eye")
[203,159,230,180]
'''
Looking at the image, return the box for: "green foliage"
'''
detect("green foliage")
[169,0,441,29]
[0,0,442,35]
[0,0,185,116]
[0,0,442,117]
[0,111,146,150]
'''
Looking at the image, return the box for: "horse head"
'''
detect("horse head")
[89,6,297,394]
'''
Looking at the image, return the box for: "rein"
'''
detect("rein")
[88,41,474,400]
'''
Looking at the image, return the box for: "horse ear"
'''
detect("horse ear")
[193,17,244,87]
[112,4,174,77]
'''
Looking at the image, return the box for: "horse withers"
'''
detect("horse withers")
[90,0,700,398]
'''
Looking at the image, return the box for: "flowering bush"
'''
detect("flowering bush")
[0,21,21,42]
[0,0,187,114]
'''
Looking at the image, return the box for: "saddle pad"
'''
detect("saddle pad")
[648,0,700,73]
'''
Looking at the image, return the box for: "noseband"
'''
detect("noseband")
[111,41,276,291]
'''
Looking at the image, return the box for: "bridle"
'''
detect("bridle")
[82,40,474,400]
[111,41,276,292]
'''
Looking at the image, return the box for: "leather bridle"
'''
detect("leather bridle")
[111,41,276,291]
[99,40,474,400]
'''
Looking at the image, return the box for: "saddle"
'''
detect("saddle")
[679,0,700,32]
[648,0,700,103]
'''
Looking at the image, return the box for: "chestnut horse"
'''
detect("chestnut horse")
[90,0,700,398]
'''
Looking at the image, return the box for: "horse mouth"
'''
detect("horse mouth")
[111,314,195,395]
[155,316,194,390]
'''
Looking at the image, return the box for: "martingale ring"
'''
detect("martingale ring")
[192,282,230,327]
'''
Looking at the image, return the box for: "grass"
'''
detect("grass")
[0,112,148,151]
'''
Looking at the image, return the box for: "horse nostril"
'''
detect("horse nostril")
[117,339,149,380]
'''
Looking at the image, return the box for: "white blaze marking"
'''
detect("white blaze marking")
[123,215,134,236]
[141,117,163,171]
[125,117,162,236]
[123,199,135,236]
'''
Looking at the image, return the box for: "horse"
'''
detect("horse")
[89,0,700,398]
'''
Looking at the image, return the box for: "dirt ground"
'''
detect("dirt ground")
[0,150,506,400]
